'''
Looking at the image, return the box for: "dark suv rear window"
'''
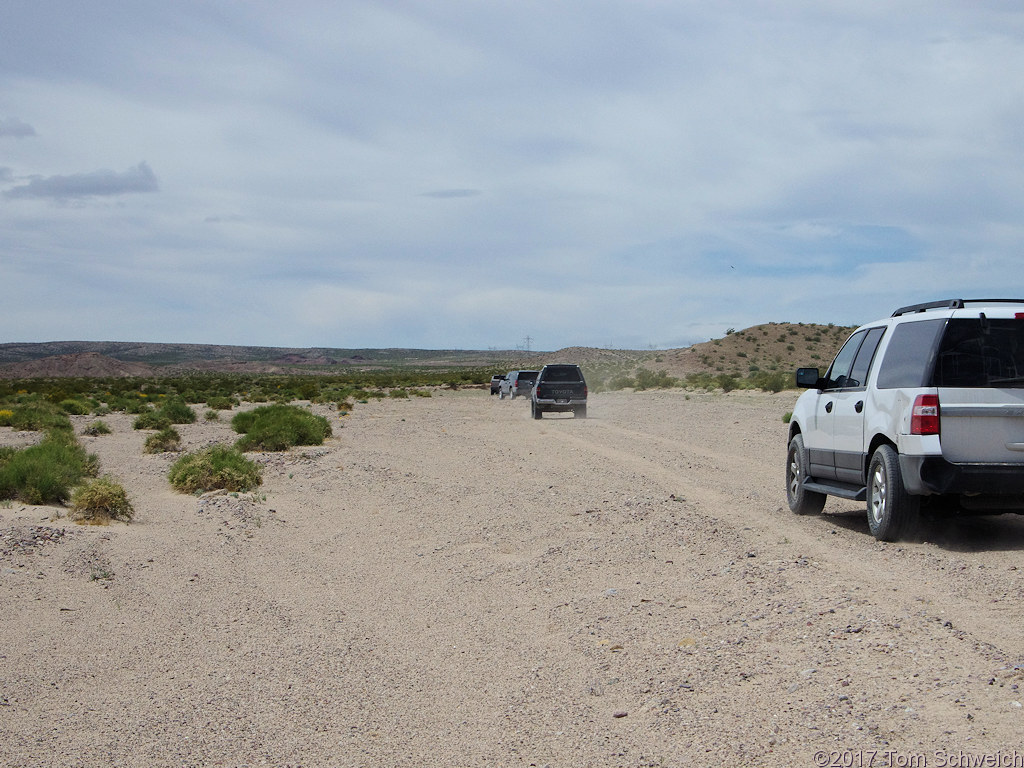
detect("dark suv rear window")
[931,318,1024,387]
[543,366,583,382]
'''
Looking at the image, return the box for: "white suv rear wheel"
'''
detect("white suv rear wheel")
[867,444,919,541]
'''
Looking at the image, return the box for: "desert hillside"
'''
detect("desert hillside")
[0,322,854,379]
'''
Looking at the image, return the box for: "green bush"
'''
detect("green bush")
[231,405,332,452]
[635,368,678,390]
[605,375,636,391]
[684,372,716,390]
[134,411,172,431]
[751,371,791,393]
[160,398,197,424]
[82,420,112,436]
[205,396,236,411]
[59,399,92,416]
[168,445,263,493]
[8,403,73,433]
[70,475,134,523]
[124,399,151,414]
[0,435,99,505]
[144,427,181,454]
[716,374,739,393]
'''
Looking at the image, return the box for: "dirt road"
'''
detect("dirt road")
[2,389,1023,766]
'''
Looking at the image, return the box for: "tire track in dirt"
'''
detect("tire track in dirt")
[537,409,1024,661]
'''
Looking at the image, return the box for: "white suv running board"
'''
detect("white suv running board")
[803,479,867,501]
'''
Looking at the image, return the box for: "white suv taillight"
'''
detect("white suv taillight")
[911,394,940,435]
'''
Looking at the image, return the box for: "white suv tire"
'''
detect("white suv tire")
[786,434,826,515]
[867,444,920,542]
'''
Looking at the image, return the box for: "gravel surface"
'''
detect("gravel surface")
[1,389,1023,767]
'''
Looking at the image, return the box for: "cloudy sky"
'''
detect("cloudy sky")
[3,1,1024,351]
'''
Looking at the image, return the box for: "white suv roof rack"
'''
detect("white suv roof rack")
[891,298,1024,317]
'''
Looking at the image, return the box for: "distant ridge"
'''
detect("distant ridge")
[0,322,855,380]
[0,341,546,378]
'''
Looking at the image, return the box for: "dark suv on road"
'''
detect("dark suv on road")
[786,298,1024,541]
[532,364,587,419]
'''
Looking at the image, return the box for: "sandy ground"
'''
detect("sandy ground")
[2,389,1023,767]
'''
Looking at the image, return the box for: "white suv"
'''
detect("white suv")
[786,299,1024,541]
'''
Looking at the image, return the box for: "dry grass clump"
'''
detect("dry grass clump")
[70,475,134,524]
[168,445,262,493]
[144,427,181,454]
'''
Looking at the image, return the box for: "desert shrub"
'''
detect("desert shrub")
[82,420,112,436]
[159,398,197,424]
[204,409,220,421]
[783,411,793,423]
[606,375,636,391]
[684,372,715,390]
[205,395,236,411]
[70,475,134,524]
[231,404,332,452]
[144,427,181,454]
[59,399,92,416]
[0,409,13,426]
[168,445,262,493]
[750,371,791,393]
[123,399,151,414]
[635,368,678,390]
[8,403,73,433]
[134,411,172,431]
[389,388,409,399]
[0,435,99,504]
[716,374,739,393]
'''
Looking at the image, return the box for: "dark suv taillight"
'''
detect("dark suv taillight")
[911,394,940,435]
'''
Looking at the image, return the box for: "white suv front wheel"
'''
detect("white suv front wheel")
[786,434,826,515]
[867,444,919,542]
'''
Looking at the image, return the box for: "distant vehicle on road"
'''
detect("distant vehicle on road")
[500,370,539,399]
[532,364,587,419]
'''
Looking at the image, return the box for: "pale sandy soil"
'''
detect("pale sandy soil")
[2,389,1023,767]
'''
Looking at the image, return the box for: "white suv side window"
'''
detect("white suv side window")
[847,327,886,388]
[823,331,866,390]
